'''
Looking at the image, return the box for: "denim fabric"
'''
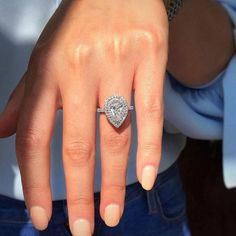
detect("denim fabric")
[0,163,191,236]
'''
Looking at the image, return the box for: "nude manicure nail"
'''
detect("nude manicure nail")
[141,165,157,190]
[104,204,121,227]
[30,206,49,231]
[73,219,91,236]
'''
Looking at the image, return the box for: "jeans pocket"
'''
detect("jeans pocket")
[154,164,187,223]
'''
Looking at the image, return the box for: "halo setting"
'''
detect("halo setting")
[97,95,134,128]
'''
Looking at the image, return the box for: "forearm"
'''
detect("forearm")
[167,0,235,87]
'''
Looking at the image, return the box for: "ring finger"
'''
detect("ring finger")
[99,72,133,227]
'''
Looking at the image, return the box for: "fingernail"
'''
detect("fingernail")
[104,204,121,227]
[30,206,49,231]
[141,165,157,190]
[73,219,91,236]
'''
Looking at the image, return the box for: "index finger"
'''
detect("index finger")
[15,75,58,230]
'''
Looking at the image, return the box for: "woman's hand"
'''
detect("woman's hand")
[0,0,168,234]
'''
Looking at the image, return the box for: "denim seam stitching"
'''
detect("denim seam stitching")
[125,194,143,205]
[146,190,159,215]
[155,190,186,223]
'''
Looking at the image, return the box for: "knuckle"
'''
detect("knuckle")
[96,37,124,62]
[110,160,127,172]
[104,182,126,194]
[71,43,92,65]
[16,130,45,151]
[30,47,51,68]
[153,30,167,48]
[63,140,94,166]
[141,142,162,159]
[142,100,164,122]
[23,184,50,197]
[133,31,155,46]
[131,29,165,49]
[68,195,93,207]
[28,47,59,77]
[129,29,168,60]
[103,132,130,151]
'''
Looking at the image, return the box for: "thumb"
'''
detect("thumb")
[0,76,25,138]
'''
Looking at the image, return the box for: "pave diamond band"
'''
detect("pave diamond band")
[97,107,134,113]
[97,95,134,128]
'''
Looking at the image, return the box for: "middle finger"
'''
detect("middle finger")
[62,75,98,236]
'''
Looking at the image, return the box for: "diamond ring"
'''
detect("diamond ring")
[97,95,134,128]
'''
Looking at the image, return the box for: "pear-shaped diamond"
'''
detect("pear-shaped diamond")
[104,95,129,128]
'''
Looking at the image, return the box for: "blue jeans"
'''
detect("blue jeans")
[0,163,191,236]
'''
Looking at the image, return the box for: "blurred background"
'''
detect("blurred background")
[178,139,236,236]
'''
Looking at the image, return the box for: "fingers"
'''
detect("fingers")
[62,82,97,236]
[0,75,25,138]
[99,76,132,227]
[134,43,168,190]
[15,77,58,230]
